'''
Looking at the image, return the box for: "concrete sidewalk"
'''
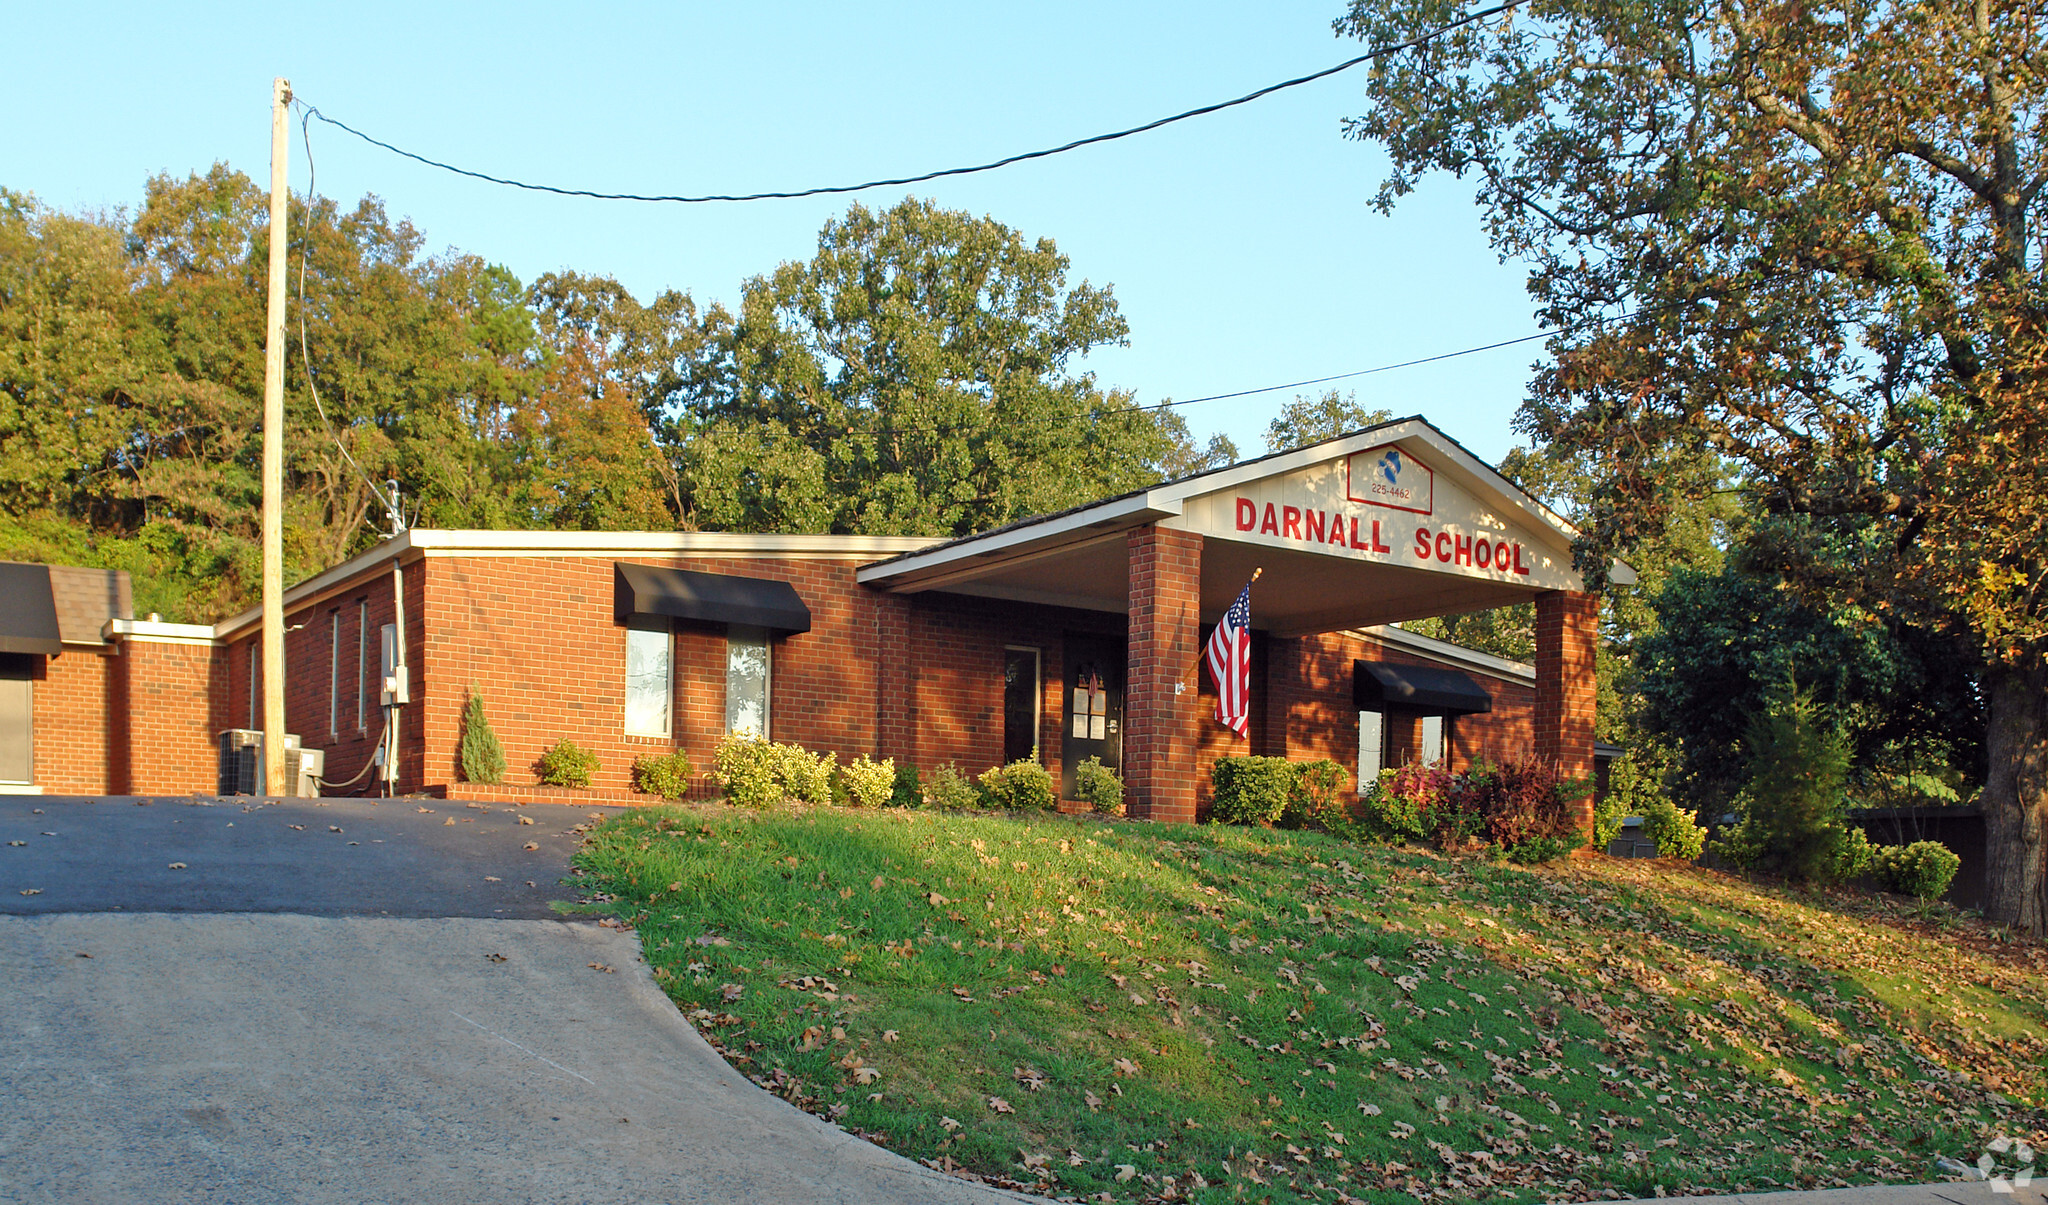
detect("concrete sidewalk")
[1656,1184,2042,1205]
[0,911,1031,1205]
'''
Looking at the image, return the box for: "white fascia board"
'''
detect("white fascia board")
[104,618,219,647]
[856,495,1177,588]
[213,529,945,639]
[1357,624,1537,685]
[406,530,938,558]
[214,532,419,641]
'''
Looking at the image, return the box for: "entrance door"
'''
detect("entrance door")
[0,656,32,786]
[1060,635,1124,799]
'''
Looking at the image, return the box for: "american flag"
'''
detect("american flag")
[1205,581,1254,737]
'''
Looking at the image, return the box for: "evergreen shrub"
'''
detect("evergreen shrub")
[631,749,693,800]
[713,734,836,808]
[839,754,896,809]
[1868,840,1961,900]
[924,763,980,811]
[537,737,599,789]
[1713,687,1862,882]
[1074,756,1124,815]
[459,686,506,785]
[1210,757,1297,826]
[889,763,923,809]
[978,759,1058,811]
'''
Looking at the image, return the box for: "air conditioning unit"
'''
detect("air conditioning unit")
[218,729,261,796]
[216,730,304,796]
[284,746,325,799]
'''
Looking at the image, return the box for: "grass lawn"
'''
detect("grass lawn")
[571,805,2048,1203]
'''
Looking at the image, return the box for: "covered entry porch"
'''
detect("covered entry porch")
[859,418,1627,826]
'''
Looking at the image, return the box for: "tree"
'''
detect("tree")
[1339,0,2048,929]
[678,197,1190,537]
[1262,389,1391,453]
[1638,562,1983,816]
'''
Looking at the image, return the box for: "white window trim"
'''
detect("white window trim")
[355,601,368,732]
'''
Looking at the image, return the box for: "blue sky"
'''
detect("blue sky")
[6,1,1543,464]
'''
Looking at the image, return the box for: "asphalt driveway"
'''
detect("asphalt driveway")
[0,795,1029,1205]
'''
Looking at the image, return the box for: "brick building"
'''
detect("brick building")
[0,419,1620,827]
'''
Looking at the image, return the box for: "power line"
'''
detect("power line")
[298,0,1518,204]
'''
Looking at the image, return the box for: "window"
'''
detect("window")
[328,610,341,737]
[1420,714,1447,766]
[1002,646,1041,764]
[355,601,368,731]
[1357,708,1385,792]
[624,618,672,737]
[725,624,770,737]
[246,641,258,729]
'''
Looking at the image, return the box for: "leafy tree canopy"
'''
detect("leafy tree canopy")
[1338,0,2048,928]
[676,197,1194,537]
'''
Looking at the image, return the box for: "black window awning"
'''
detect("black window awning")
[0,563,62,655]
[1354,660,1492,715]
[613,562,812,635]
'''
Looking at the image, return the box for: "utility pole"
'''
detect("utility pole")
[260,77,291,796]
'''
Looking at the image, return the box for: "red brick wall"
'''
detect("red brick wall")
[33,650,111,794]
[1123,525,1204,823]
[1262,630,1539,799]
[1535,590,1599,838]
[113,640,227,794]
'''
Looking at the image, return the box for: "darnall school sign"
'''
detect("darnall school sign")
[1214,443,1568,588]
[0,418,1627,838]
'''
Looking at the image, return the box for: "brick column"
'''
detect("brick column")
[1125,525,1203,823]
[1535,589,1599,842]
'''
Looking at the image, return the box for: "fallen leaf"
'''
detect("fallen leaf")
[1115,1165,1137,1183]
[19,888,40,896]
[485,953,507,963]
[483,876,501,883]
[1085,1090,1104,1111]
[1358,1102,1382,1116]
[1112,1057,1143,1077]
[1020,1151,1050,1170]
[798,1026,826,1050]
[5,840,23,847]
[988,1096,1014,1114]
[882,1030,900,1043]
[721,983,745,1002]
[328,826,342,833]
[940,1116,961,1132]
[589,963,615,973]
[168,862,187,870]
[854,1065,881,1085]
[518,815,534,825]
[444,817,456,826]
[523,841,539,851]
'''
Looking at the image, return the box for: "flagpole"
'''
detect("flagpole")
[1181,566,1262,689]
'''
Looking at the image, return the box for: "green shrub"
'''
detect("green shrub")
[713,734,836,808]
[772,741,836,805]
[1640,795,1708,861]
[1210,757,1296,825]
[889,762,923,809]
[1074,756,1124,815]
[536,737,598,789]
[459,686,506,785]
[839,754,896,809]
[924,763,980,811]
[978,759,1058,812]
[1713,687,1859,882]
[714,735,781,808]
[1280,759,1350,831]
[1356,768,1430,843]
[631,748,694,800]
[1867,840,1961,900]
